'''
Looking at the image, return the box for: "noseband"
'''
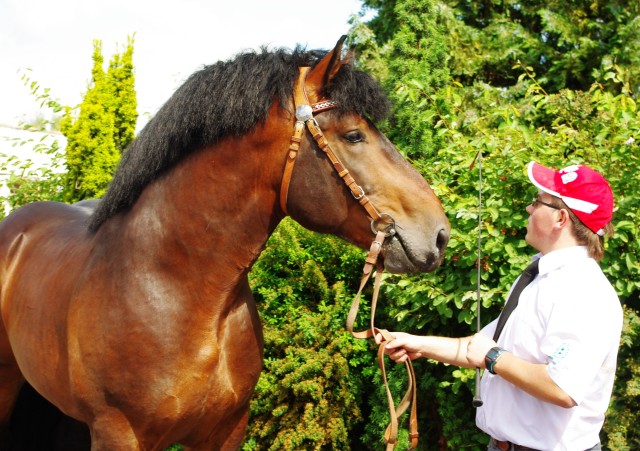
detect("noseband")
[279,67,419,450]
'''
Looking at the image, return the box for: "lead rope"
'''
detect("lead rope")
[282,66,419,450]
[345,231,419,450]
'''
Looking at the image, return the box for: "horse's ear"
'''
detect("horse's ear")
[305,35,350,101]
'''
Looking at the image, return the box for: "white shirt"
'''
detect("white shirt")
[475,246,622,450]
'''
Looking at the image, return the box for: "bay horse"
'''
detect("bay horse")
[0,36,449,450]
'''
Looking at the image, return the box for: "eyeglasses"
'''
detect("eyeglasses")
[532,197,561,210]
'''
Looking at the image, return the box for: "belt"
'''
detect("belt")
[492,438,538,451]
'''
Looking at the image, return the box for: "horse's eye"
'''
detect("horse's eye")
[344,131,364,143]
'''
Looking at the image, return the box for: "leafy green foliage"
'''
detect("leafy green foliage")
[605,306,640,449]
[0,75,67,218]
[1,37,137,217]
[244,219,376,450]
[0,135,66,219]
[347,2,639,447]
[374,54,640,450]
[239,2,640,447]
[18,69,65,119]
[107,35,137,154]
[245,307,362,450]
[363,0,640,95]
[375,0,451,160]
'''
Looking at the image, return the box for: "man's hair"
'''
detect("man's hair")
[552,198,613,261]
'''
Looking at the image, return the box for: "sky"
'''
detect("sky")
[0,0,371,129]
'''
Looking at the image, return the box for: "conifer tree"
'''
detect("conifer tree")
[108,35,137,154]
[378,0,450,160]
[61,37,137,202]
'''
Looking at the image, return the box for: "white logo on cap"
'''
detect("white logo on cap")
[559,165,580,184]
[561,172,578,184]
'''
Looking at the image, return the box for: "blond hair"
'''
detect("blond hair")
[552,198,613,261]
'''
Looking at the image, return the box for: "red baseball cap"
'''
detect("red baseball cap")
[527,161,614,236]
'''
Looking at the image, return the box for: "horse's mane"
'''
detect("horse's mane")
[87,45,391,232]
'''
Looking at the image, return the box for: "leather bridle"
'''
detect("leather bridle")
[279,66,420,450]
[279,66,386,225]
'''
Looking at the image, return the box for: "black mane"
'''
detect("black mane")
[87,45,391,231]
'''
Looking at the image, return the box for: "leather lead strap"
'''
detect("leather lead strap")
[346,231,420,450]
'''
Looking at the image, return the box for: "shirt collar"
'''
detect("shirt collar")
[532,246,590,276]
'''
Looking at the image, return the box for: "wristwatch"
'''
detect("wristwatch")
[485,347,507,375]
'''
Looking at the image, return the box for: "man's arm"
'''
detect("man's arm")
[467,333,576,408]
[490,352,576,408]
[382,331,576,408]
[380,332,476,369]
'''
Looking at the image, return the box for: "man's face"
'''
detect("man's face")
[525,192,562,253]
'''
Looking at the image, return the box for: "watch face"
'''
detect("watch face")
[485,347,506,374]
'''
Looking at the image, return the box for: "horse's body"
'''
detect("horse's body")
[0,37,449,450]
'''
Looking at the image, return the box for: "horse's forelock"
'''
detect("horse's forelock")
[327,67,392,123]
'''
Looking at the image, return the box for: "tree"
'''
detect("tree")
[108,35,137,154]
[243,219,375,450]
[0,37,137,216]
[362,0,640,95]
[0,74,67,218]
[61,37,137,202]
[379,0,451,160]
[351,0,451,160]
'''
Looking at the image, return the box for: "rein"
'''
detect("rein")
[279,67,419,450]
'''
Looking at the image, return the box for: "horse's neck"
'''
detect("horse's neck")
[124,136,286,278]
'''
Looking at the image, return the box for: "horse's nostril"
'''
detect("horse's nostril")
[436,228,449,253]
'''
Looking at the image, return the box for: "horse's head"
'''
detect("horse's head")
[281,36,449,274]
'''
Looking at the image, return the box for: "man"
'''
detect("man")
[380,161,622,450]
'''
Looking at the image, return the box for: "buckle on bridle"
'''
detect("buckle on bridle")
[371,213,396,237]
[352,185,365,200]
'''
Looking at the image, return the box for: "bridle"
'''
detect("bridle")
[279,66,420,450]
[279,67,387,225]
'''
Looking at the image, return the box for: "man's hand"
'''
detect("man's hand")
[466,333,497,368]
[376,331,425,363]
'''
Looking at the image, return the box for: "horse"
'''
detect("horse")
[0,36,449,450]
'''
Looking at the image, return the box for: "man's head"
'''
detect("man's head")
[527,162,614,235]
[526,161,614,260]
